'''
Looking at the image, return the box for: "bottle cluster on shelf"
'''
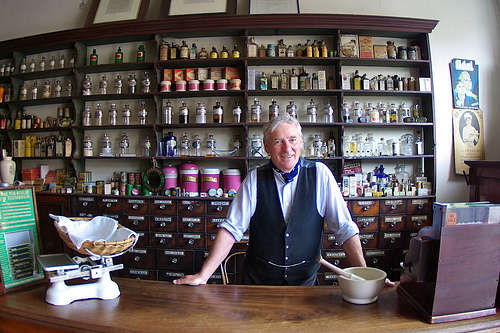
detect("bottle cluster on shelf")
[342,132,424,157]
[12,135,73,158]
[159,40,240,60]
[342,163,431,198]
[83,102,149,126]
[341,70,429,92]
[248,37,333,58]
[88,46,145,65]
[12,106,73,130]
[158,132,241,158]
[249,98,335,123]
[83,133,152,158]
[18,54,74,73]
[161,100,242,124]
[18,79,72,100]
[339,34,421,60]
[249,67,331,91]
[82,72,152,96]
[160,67,241,92]
[342,101,427,124]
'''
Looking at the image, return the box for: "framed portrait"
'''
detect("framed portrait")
[164,0,236,16]
[453,108,484,175]
[450,58,479,110]
[85,0,150,26]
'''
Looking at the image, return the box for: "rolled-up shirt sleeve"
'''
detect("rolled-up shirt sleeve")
[217,169,257,242]
[316,162,359,245]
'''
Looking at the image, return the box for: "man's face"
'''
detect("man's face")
[264,122,303,173]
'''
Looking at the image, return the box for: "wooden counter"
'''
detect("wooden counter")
[0,278,499,333]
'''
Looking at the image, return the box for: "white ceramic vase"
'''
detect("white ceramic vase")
[0,156,16,184]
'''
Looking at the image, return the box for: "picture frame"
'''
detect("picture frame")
[163,0,236,16]
[249,0,299,14]
[85,0,150,27]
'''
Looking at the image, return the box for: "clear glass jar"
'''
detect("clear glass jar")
[232,105,242,123]
[82,75,92,95]
[99,75,107,94]
[342,102,351,123]
[94,103,103,126]
[286,100,297,119]
[83,136,93,156]
[269,99,279,121]
[109,103,117,125]
[206,134,216,157]
[306,99,317,123]
[250,134,264,157]
[122,104,131,125]
[311,134,323,157]
[83,106,92,126]
[101,133,113,155]
[250,98,262,122]
[196,102,207,124]
[162,101,173,124]
[119,133,130,155]
[138,101,148,125]
[180,132,190,156]
[323,104,334,123]
[191,134,201,156]
[143,137,152,157]
[213,101,223,123]
[179,101,189,124]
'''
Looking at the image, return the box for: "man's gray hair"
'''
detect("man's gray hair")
[262,114,303,144]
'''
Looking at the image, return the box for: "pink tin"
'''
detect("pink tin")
[176,80,186,91]
[203,79,215,91]
[163,166,178,189]
[160,80,171,92]
[188,79,200,91]
[222,169,241,193]
[179,163,199,196]
[216,79,227,90]
[200,168,220,193]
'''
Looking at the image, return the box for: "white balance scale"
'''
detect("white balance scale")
[37,253,124,306]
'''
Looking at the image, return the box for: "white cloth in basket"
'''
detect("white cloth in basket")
[49,214,136,250]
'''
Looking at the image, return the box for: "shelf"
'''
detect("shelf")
[246,57,338,66]
[247,89,342,96]
[12,96,74,106]
[13,126,75,133]
[77,63,154,74]
[155,156,247,161]
[344,194,435,201]
[11,68,74,80]
[247,121,343,127]
[342,89,432,97]
[342,122,433,127]
[13,156,74,160]
[156,123,244,129]
[83,156,152,160]
[157,90,244,98]
[79,125,154,130]
[158,58,243,69]
[339,58,430,68]
[81,93,154,101]
[343,154,433,160]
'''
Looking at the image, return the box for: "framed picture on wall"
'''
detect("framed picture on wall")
[249,0,299,14]
[85,0,150,26]
[164,0,236,16]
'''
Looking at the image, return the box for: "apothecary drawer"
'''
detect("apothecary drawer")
[150,199,177,215]
[350,200,380,216]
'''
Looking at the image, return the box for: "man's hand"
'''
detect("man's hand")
[173,273,208,286]
[384,278,396,287]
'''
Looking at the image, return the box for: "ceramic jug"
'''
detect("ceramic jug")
[0,155,16,184]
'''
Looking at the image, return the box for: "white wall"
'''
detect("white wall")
[1,0,499,202]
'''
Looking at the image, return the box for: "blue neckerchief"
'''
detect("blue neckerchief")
[271,158,301,183]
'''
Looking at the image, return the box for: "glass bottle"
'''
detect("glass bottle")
[31,80,38,100]
[305,39,313,57]
[29,58,36,72]
[49,56,56,70]
[353,70,362,90]
[353,101,363,123]
[127,74,137,94]
[165,131,177,157]
[65,81,72,97]
[250,134,263,157]
[259,72,268,90]
[82,74,92,95]
[143,137,152,157]
[279,69,289,89]
[247,37,258,57]
[170,43,178,59]
[277,39,286,57]
[342,102,352,123]
[142,72,151,94]
[180,132,190,157]
[190,43,197,59]
[39,56,46,71]
[119,133,130,155]
[389,103,398,123]
[250,98,262,122]
[321,40,328,57]
[83,105,92,126]
[122,104,131,125]
[298,67,308,90]
[55,135,64,157]
[323,104,335,123]
[59,54,65,68]
[195,102,207,124]
[220,46,229,58]
[415,134,424,155]
[115,47,123,64]
[18,83,27,100]
[178,101,189,124]
[162,100,173,124]
[286,45,294,57]
[89,49,98,65]
[138,101,148,125]
[100,133,113,156]
[19,58,27,73]
[53,80,62,97]
[109,103,117,125]
[306,99,317,123]
[289,68,298,90]
[311,134,323,157]
[386,41,396,59]
[198,47,208,59]
[270,70,279,90]
[159,40,169,60]
[327,132,336,157]
[286,100,297,119]
[232,44,240,58]
[296,43,303,57]
[95,103,103,126]
[213,101,223,123]
[114,74,123,94]
[232,105,242,123]
[99,75,107,94]
[83,136,93,156]
[206,134,216,157]
[41,80,51,98]
[191,134,201,156]
[269,99,279,121]
[379,102,389,123]
[179,41,189,59]
[210,47,219,58]
[312,40,320,58]
[400,102,412,123]
[137,44,145,62]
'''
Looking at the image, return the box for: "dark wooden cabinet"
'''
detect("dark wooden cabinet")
[35,193,69,254]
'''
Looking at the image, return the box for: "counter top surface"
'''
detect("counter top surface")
[0,278,499,333]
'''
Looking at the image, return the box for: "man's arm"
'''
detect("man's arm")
[342,234,366,267]
[173,228,235,285]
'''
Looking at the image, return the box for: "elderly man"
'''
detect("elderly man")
[174,114,367,286]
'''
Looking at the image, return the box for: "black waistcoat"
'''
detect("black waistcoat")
[244,159,323,285]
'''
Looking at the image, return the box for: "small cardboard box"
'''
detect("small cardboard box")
[174,69,185,81]
[185,68,196,81]
[163,69,173,81]
[224,67,240,80]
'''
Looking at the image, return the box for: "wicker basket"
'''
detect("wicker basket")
[54,217,137,257]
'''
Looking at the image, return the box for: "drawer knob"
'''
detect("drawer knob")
[389,238,396,244]
[134,256,141,262]
[371,258,379,264]
[361,239,368,245]
[362,206,369,211]
[160,222,166,227]
[416,222,422,226]
[188,239,195,245]
[333,259,340,266]
[133,220,140,225]
[362,222,370,228]
[132,204,139,210]
[160,239,166,244]
[106,203,112,208]
[389,222,395,228]
[83,202,88,207]
[187,222,194,228]
[390,204,397,210]
[186,204,194,211]
[332,281,339,286]
[216,206,223,212]
[159,204,166,210]
[418,204,424,210]
[171,258,178,264]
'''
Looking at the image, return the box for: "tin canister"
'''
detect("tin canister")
[163,166,178,189]
[222,169,241,193]
[179,163,199,196]
[200,168,220,193]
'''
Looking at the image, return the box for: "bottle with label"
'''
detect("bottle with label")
[296,43,303,57]
[143,137,152,157]
[190,43,198,59]
[321,40,328,57]
[165,132,177,157]
[278,39,286,57]
[247,37,258,57]
[55,135,64,157]
[286,100,297,119]
[179,41,189,59]
[220,46,229,58]
[250,98,262,122]
[312,40,320,57]
[213,101,224,123]
[258,44,266,57]
[198,47,208,59]
[170,43,178,59]
[138,101,148,125]
[83,106,92,126]
[206,134,216,157]
[31,81,38,100]
[179,132,190,157]
[114,74,123,94]
[49,56,56,69]
[95,103,103,126]
[327,132,336,157]
[259,72,268,90]
[115,47,123,64]
[232,105,242,123]
[179,101,189,124]
[269,99,279,121]
[232,44,240,58]
[127,74,137,94]
[415,134,424,155]
[53,80,62,97]
[59,54,65,68]
[306,99,317,123]
[109,103,117,125]
[137,45,145,62]
[279,69,289,89]
[99,75,107,94]
[210,47,219,58]
[386,41,396,59]
[353,70,362,90]
[305,40,313,57]
[386,75,394,90]
[41,80,51,98]
[19,58,27,73]
[122,104,131,125]
[39,56,46,71]
[142,72,151,94]
[159,40,169,60]
[270,71,279,90]
[29,58,36,72]
[289,68,299,90]
[389,103,398,123]
[287,45,294,57]
[298,67,308,90]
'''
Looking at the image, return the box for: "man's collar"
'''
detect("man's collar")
[270,158,302,184]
